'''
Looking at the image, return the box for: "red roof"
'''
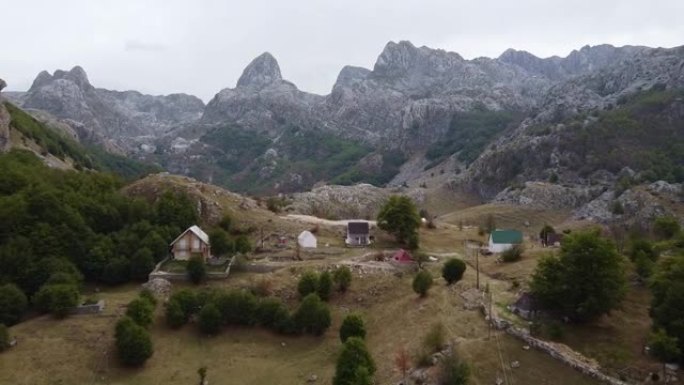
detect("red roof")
[392,249,414,263]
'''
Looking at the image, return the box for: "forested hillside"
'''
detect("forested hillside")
[4,101,159,179]
[0,150,198,323]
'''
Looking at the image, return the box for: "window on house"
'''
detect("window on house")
[179,238,187,249]
[193,237,200,250]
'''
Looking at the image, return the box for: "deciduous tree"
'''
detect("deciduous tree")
[377,196,421,246]
[530,230,626,322]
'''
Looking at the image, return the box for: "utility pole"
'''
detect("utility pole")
[488,284,493,340]
[476,244,480,290]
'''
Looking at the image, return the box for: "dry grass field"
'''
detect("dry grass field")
[0,200,663,385]
[0,222,606,385]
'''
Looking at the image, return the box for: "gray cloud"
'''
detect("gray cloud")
[1,0,683,101]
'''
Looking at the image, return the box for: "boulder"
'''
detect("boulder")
[142,278,172,299]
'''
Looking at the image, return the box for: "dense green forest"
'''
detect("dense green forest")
[5,102,160,179]
[0,150,198,323]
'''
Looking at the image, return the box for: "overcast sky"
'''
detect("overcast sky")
[1,0,683,101]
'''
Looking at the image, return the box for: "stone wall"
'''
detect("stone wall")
[70,300,105,315]
[148,256,234,281]
[482,302,630,385]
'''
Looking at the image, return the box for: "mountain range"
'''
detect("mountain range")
[2,40,683,201]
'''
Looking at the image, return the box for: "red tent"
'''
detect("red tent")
[392,249,414,263]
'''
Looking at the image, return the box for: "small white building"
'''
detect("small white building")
[297,230,317,249]
[488,229,523,253]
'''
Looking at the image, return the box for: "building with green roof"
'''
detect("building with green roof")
[488,229,523,253]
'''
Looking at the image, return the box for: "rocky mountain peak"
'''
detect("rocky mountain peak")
[236,52,282,89]
[29,66,93,92]
[29,70,53,91]
[332,65,370,89]
[0,78,6,92]
[66,66,91,89]
[372,40,464,79]
[498,48,540,63]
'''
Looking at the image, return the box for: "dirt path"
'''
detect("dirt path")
[282,214,377,227]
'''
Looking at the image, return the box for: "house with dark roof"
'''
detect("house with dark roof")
[346,221,371,246]
[488,229,523,253]
[546,233,564,247]
[509,292,537,320]
[170,225,211,261]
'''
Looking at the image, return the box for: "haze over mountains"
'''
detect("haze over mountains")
[4,40,684,201]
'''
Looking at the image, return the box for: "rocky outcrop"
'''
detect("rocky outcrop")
[17,66,205,150]
[0,102,11,153]
[287,184,426,219]
[494,182,604,210]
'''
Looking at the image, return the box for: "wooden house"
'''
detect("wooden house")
[170,225,211,261]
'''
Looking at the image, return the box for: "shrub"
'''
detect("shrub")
[654,216,681,240]
[634,253,655,279]
[317,271,333,301]
[501,245,523,262]
[442,259,466,285]
[629,239,658,262]
[333,337,376,385]
[186,256,207,284]
[293,293,331,335]
[0,324,10,352]
[339,313,366,343]
[33,284,79,318]
[611,200,624,215]
[216,290,258,326]
[437,350,470,385]
[169,289,199,318]
[126,298,155,328]
[165,299,187,328]
[218,215,232,232]
[256,298,292,333]
[234,235,252,254]
[0,283,28,326]
[548,173,559,183]
[333,266,352,293]
[412,270,433,297]
[115,316,153,366]
[298,271,319,298]
[198,303,222,335]
[423,323,446,353]
[139,289,158,307]
[649,329,681,366]
[209,228,233,256]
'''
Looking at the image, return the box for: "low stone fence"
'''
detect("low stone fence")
[70,300,105,315]
[148,256,234,281]
[480,298,630,385]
